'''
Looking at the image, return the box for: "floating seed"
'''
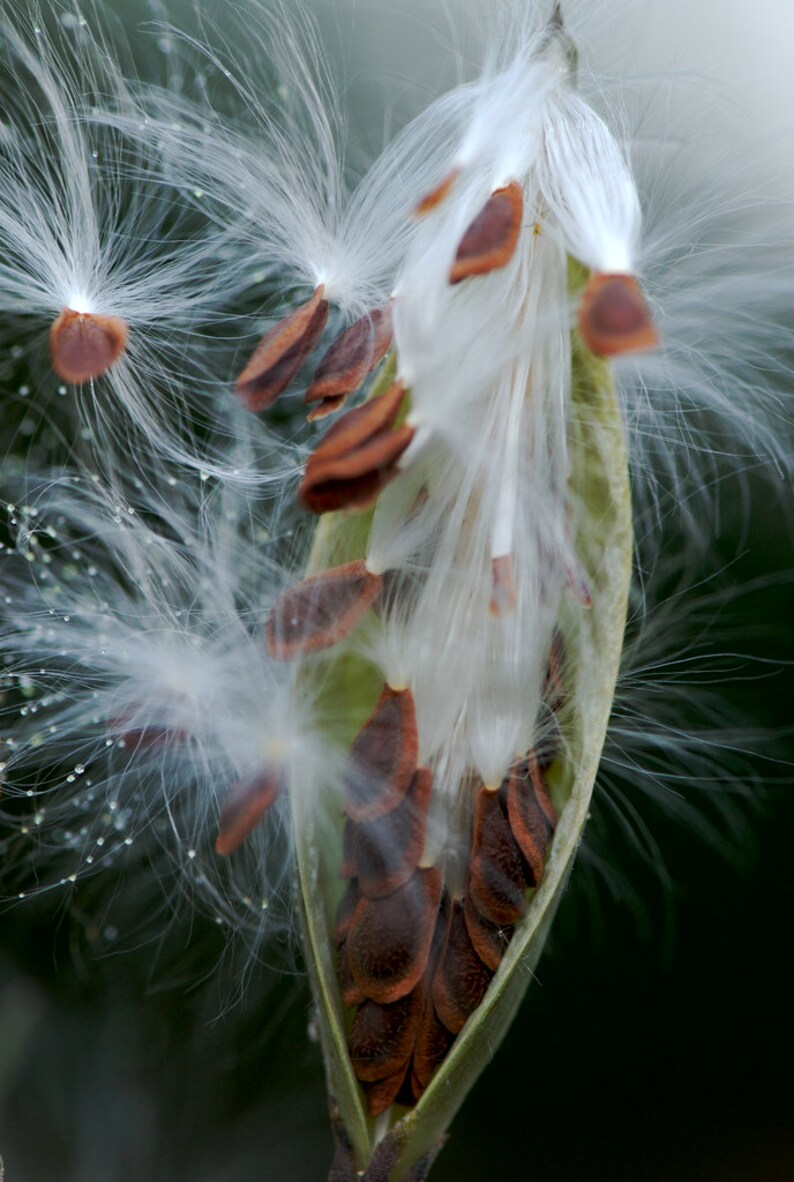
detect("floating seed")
[414,167,460,215]
[305,307,393,415]
[344,685,418,823]
[236,286,329,411]
[215,768,282,855]
[347,867,442,1004]
[50,308,129,383]
[352,766,432,899]
[265,561,382,660]
[578,272,658,357]
[462,890,513,972]
[468,785,529,926]
[449,182,524,284]
[432,899,493,1035]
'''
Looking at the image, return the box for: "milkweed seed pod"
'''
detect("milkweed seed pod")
[1,2,792,1180]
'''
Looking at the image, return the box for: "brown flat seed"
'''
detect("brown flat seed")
[344,685,418,823]
[468,785,529,926]
[414,167,460,216]
[50,308,129,383]
[449,182,524,285]
[236,286,329,411]
[413,994,455,1090]
[578,272,659,357]
[339,941,367,1009]
[215,769,282,855]
[306,380,406,465]
[299,424,414,514]
[505,757,556,885]
[364,1064,412,1117]
[348,990,422,1082]
[347,867,443,1004]
[463,890,513,973]
[305,307,393,409]
[265,560,382,660]
[432,899,493,1035]
[306,394,347,422]
[353,766,432,899]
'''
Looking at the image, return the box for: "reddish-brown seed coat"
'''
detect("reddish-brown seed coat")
[505,756,556,885]
[344,685,419,823]
[236,286,329,411]
[363,1065,412,1117]
[468,785,530,926]
[50,308,129,383]
[305,306,393,410]
[348,990,423,1082]
[308,379,406,462]
[414,168,461,216]
[352,766,432,899]
[412,995,455,1091]
[346,867,443,1004]
[578,272,658,357]
[214,768,282,855]
[462,890,514,973]
[432,899,493,1035]
[449,182,524,285]
[265,560,382,660]
[299,422,415,515]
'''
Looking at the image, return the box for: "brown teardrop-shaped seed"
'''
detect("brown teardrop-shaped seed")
[348,989,423,1082]
[578,272,659,357]
[449,182,524,285]
[505,756,556,885]
[306,379,406,466]
[306,394,347,422]
[468,785,530,927]
[214,768,282,855]
[353,767,432,899]
[236,286,329,411]
[414,167,461,216]
[338,941,367,1009]
[305,306,393,408]
[332,879,361,947]
[300,422,414,513]
[50,308,129,383]
[344,685,419,823]
[432,898,493,1035]
[265,561,382,660]
[363,1063,412,1117]
[347,867,443,1004]
[412,995,455,1090]
[462,890,514,973]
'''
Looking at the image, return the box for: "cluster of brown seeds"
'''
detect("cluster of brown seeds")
[333,659,562,1116]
